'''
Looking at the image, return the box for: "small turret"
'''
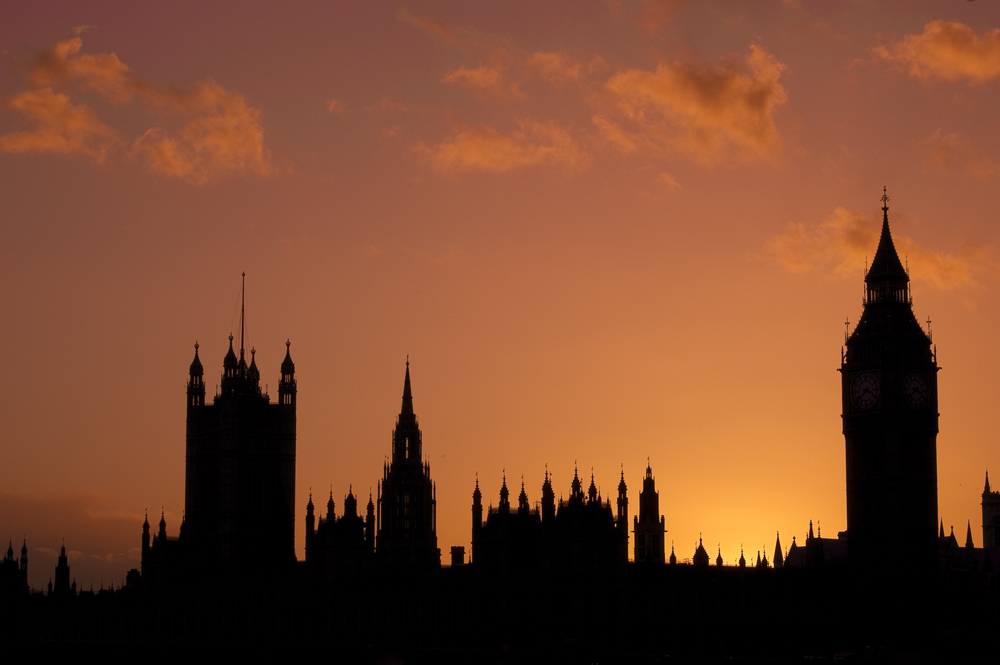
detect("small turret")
[141,510,150,558]
[966,520,975,549]
[327,489,335,522]
[541,467,555,523]
[716,546,723,567]
[669,543,676,565]
[158,511,167,541]
[188,342,205,407]
[773,532,784,569]
[223,335,238,378]
[588,472,598,504]
[739,546,746,569]
[279,340,296,406]
[248,347,260,387]
[571,466,583,501]
[693,536,709,567]
[498,473,510,514]
[344,485,357,518]
[517,478,529,515]
[365,491,376,552]
[306,491,315,538]
[616,467,628,526]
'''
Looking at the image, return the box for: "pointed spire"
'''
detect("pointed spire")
[966,520,975,549]
[669,542,676,565]
[808,520,814,541]
[518,477,529,514]
[189,342,203,376]
[224,334,237,370]
[773,532,784,568]
[940,519,945,538]
[281,339,295,375]
[865,187,909,294]
[239,272,246,362]
[401,356,413,416]
[986,470,992,495]
[499,471,510,513]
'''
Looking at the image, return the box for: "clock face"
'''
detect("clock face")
[851,371,879,410]
[904,372,929,409]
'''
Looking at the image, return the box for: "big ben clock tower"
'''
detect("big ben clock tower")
[842,189,939,576]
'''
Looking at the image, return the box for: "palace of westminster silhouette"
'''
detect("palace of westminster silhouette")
[3,192,1000,656]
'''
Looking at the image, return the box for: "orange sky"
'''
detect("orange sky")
[2,1,1000,590]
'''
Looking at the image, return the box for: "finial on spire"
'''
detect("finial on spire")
[881,186,889,211]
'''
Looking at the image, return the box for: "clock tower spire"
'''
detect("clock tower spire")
[842,188,938,581]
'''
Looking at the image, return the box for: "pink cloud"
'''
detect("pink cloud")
[417,119,586,174]
[920,129,1000,180]
[0,87,118,161]
[769,207,992,290]
[605,45,787,163]
[1,35,276,184]
[875,20,1000,84]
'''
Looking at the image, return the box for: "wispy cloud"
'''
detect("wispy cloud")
[591,114,637,152]
[605,0,690,36]
[131,81,275,185]
[416,119,585,173]
[442,56,523,99]
[875,20,1000,84]
[0,87,118,161]
[0,35,275,184]
[768,207,992,290]
[604,45,788,163]
[326,98,347,114]
[396,8,459,44]
[920,129,1000,180]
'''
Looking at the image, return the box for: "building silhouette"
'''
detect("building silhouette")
[842,189,940,578]
[375,360,439,569]
[4,193,1000,658]
[633,462,665,563]
[183,279,297,577]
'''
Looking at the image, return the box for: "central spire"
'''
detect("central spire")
[401,356,413,416]
[239,272,246,363]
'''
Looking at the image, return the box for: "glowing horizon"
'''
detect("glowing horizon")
[2,1,1000,590]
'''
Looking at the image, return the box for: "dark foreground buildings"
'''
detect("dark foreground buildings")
[3,193,1000,659]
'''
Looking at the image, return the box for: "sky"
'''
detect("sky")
[2,0,1000,590]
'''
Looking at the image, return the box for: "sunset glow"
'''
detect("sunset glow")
[2,1,1000,590]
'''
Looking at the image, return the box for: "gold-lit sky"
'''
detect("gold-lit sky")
[3,1,1000,589]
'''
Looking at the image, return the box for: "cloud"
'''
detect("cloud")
[443,63,525,99]
[527,51,585,83]
[768,207,991,290]
[417,119,586,173]
[875,20,1000,84]
[396,8,459,43]
[0,35,276,184]
[605,0,689,36]
[592,114,637,152]
[441,48,527,99]
[920,129,999,180]
[605,45,787,163]
[0,490,147,590]
[0,87,118,161]
[365,97,407,113]
[131,81,275,185]
[326,98,347,114]
[659,172,681,190]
